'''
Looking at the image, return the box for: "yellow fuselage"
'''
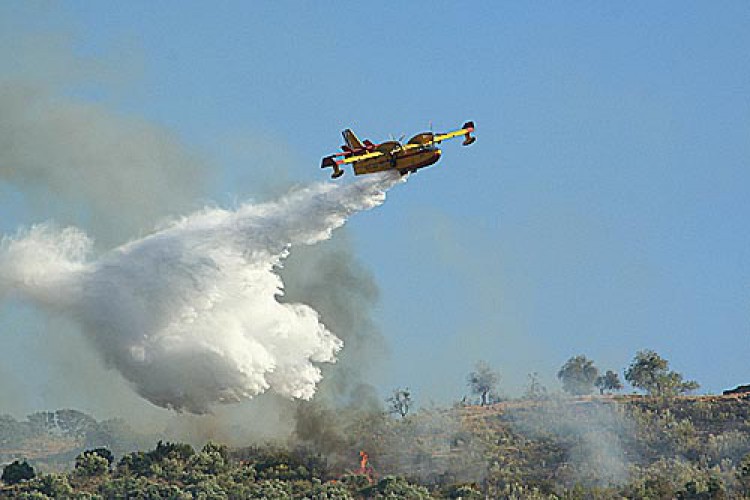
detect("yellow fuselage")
[352,146,442,176]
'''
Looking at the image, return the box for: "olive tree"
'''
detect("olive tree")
[624,349,699,396]
[75,449,112,476]
[467,361,499,406]
[2,460,35,484]
[387,388,412,418]
[557,355,599,395]
[595,370,624,395]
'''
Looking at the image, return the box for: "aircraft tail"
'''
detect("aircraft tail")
[342,129,364,151]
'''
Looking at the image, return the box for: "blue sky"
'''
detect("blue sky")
[2,2,750,408]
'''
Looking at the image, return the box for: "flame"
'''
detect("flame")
[344,450,374,485]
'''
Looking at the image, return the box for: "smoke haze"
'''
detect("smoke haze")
[0,83,209,247]
[505,397,632,486]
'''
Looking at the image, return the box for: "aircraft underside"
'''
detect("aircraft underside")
[353,150,441,176]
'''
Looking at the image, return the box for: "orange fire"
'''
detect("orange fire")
[341,450,374,484]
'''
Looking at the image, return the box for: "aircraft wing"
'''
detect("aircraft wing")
[398,142,423,152]
[339,150,384,164]
[433,121,476,146]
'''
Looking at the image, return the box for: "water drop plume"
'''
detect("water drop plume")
[0,172,403,413]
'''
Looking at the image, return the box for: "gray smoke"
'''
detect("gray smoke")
[281,235,389,405]
[504,396,632,487]
[0,83,209,247]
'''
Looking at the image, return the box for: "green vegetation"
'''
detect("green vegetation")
[2,349,746,498]
[595,370,623,395]
[2,460,35,485]
[557,355,599,395]
[625,349,700,396]
[4,394,750,498]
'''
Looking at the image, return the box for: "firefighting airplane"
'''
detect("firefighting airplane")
[321,121,476,179]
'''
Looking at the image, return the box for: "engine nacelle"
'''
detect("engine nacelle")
[407,132,435,145]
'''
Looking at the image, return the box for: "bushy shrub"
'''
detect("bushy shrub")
[243,478,293,498]
[99,475,191,499]
[116,451,152,476]
[444,482,483,499]
[362,475,431,499]
[188,450,229,476]
[706,431,750,465]
[14,491,51,499]
[29,474,73,498]
[149,440,195,462]
[233,444,327,481]
[152,457,186,483]
[2,460,35,485]
[339,473,372,490]
[87,447,114,467]
[75,450,110,477]
[225,465,257,487]
[185,477,228,499]
[307,480,355,499]
[116,441,195,477]
[736,453,750,495]
[202,441,230,462]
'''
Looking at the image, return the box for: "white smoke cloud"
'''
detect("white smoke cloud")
[0,173,403,414]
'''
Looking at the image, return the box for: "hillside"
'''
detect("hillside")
[2,394,750,498]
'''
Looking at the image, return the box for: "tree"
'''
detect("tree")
[2,460,35,484]
[149,440,195,462]
[524,372,548,400]
[467,361,499,406]
[55,409,97,438]
[75,449,112,476]
[87,447,114,466]
[202,441,230,462]
[595,370,623,395]
[387,388,412,418]
[33,473,73,497]
[557,355,599,395]
[26,412,56,435]
[116,441,195,477]
[363,476,431,499]
[624,349,700,396]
